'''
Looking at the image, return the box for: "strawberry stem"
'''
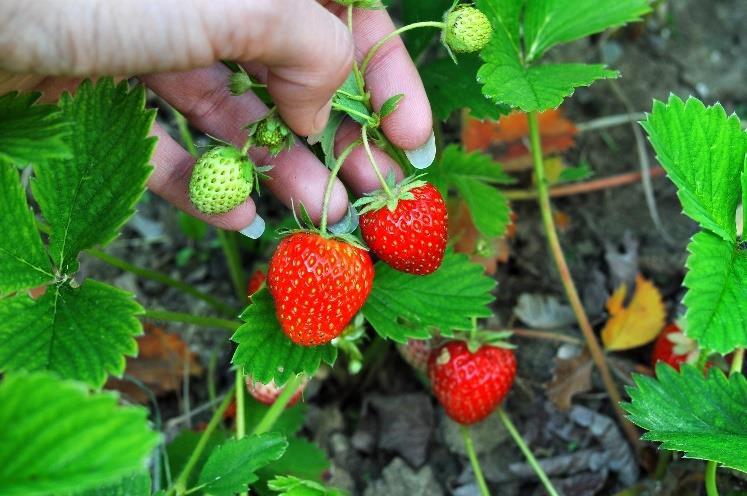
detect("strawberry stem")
[251,374,304,435]
[361,126,394,198]
[360,21,446,77]
[320,139,361,234]
[460,425,490,496]
[497,408,560,496]
[235,369,248,496]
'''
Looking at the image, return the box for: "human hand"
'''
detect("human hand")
[0,0,434,238]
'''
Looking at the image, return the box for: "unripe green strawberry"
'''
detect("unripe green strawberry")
[443,5,492,53]
[251,114,294,156]
[188,146,253,215]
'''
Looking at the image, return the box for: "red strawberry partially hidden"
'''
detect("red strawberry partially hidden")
[359,182,447,275]
[246,376,308,407]
[268,232,374,346]
[397,338,440,374]
[428,341,516,425]
[651,323,698,371]
[247,269,266,298]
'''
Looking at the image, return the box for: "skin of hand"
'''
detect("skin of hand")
[0,0,433,237]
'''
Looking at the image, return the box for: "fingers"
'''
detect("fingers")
[0,0,353,136]
[142,64,349,226]
[351,8,433,151]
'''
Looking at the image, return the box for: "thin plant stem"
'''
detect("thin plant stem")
[320,139,361,233]
[173,109,198,157]
[705,460,719,496]
[460,425,490,496]
[527,111,641,451]
[360,21,445,76]
[87,248,238,316]
[497,408,560,496]
[216,229,245,302]
[141,309,240,332]
[251,374,303,435]
[362,126,393,197]
[169,385,236,496]
[653,450,671,480]
[235,368,248,496]
[508,328,582,345]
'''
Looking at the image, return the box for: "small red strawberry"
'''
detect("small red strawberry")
[397,338,440,374]
[246,376,308,407]
[358,180,448,275]
[651,323,698,371]
[268,232,374,346]
[428,341,516,425]
[247,269,266,298]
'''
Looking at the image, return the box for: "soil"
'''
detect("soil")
[88,1,747,495]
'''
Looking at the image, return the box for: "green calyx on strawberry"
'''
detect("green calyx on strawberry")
[355,175,448,275]
[189,145,259,215]
[247,110,294,157]
[442,3,492,55]
[428,337,517,425]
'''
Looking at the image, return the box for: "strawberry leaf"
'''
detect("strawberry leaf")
[0,372,159,495]
[0,91,71,167]
[197,434,288,496]
[641,95,747,243]
[32,79,156,275]
[363,251,495,342]
[0,280,143,387]
[421,56,509,121]
[70,471,151,496]
[332,72,372,126]
[622,364,747,471]
[682,232,747,353]
[257,438,330,484]
[0,165,54,295]
[268,475,345,496]
[231,289,338,386]
[379,94,404,119]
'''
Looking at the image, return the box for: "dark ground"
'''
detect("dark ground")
[85,1,747,495]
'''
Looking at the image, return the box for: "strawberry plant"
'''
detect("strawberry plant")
[0,1,744,496]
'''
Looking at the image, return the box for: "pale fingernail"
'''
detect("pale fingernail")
[312,100,333,136]
[404,130,436,169]
[239,215,265,239]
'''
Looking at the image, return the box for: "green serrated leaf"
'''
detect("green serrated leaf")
[332,73,371,126]
[476,0,522,54]
[0,91,71,167]
[557,162,593,183]
[453,176,511,238]
[197,434,288,496]
[362,252,495,342]
[682,231,747,353]
[165,429,228,490]
[257,438,330,484]
[0,372,159,496]
[623,364,747,471]
[70,471,151,496]
[523,0,651,62]
[437,145,515,185]
[232,290,337,386]
[743,156,747,239]
[0,165,53,295]
[379,94,404,119]
[641,95,747,243]
[31,79,156,274]
[268,475,346,496]
[421,56,509,121]
[244,395,306,436]
[0,280,143,387]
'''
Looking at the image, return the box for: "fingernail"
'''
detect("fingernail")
[239,215,265,239]
[404,130,436,169]
[313,100,332,136]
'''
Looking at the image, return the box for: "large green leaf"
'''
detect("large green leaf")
[197,434,288,496]
[362,252,495,342]
[476,0,522,54]
[420,56,509,121]
[268,476,345,496]
[257,438,330,484]
[641,95,747,243]
[0,91,70,167]
[623,364,747,471]
[0,165,53,295]
[232,289,338,386]
[523,0,651,62]
[0,373,159,495]
[71,471,151,496]
[32,79,155,274]
[452,176,511,238]
[0,280,143,387]
[683,232,747,353]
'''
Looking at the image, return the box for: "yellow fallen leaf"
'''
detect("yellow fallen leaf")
[601,274,665,351]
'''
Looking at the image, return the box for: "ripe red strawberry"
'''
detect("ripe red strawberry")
[651,323,697,370]
[397,338,440,374]
[359,182,447,275]
[246,376,308,407]
[247,269,266,298]
[268,232,374,346]
[428,341,516,425]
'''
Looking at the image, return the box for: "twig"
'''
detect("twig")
[509,328,582,345]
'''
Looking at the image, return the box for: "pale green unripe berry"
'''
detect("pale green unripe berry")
[443,6,492,53]
[189,146,253,215]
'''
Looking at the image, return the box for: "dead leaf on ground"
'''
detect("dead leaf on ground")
[601,274,665,351]
[545,349,593,412]
[462,109,577,171]
[106,323,203,403]
[449,199,510,274]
